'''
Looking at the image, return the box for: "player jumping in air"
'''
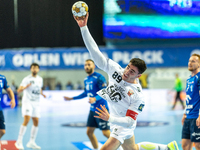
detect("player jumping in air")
[73,13,179,150]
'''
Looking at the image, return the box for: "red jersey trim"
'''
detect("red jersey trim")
[126,109,138,120]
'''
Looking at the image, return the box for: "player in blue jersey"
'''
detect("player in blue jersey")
[182,53,200,150]
[0,75,15,140]
[64,59,110,150]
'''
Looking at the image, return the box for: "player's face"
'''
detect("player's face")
[122,63,141,83]
[188,56,200,72]
[31,65,40,76]
[84,61,95,75]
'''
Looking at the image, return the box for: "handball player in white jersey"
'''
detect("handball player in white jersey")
[73,13,179,150]
[15,63,46,150]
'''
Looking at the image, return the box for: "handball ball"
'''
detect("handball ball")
[72,1,88,19]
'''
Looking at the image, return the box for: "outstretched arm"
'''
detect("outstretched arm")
[94,105,136,128]
[74,13,108,71]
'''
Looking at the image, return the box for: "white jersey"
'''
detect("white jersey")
[20,74,43,103]
[97,59,145,122]
[81,26,145,130]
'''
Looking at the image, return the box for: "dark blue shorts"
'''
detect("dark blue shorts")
[182,118,200,142]
[86,110,110,130]
[0,111,5,129]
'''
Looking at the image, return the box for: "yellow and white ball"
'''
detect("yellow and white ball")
[72,1,88,18]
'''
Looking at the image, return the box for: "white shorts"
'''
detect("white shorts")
[110,124,135,144]
[22,102,40,118]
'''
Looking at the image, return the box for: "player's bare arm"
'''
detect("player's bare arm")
[64,96,73,101]
[17,83,31,93]
[6,87,16,108]
[41,89,46,98]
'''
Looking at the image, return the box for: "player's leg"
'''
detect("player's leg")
[101,136,121,150]
[86,110,99,149]
[194,142,200,150]
[15,115,31,149]
[0,110,6,139]
[172,92,179,109]
[87,127,99,149]
[15,102,32,150]
[188,118,200,150]
[182,118,193,150]
[102,129,110,138]
[27,105,41,149]
[182,139,193,150]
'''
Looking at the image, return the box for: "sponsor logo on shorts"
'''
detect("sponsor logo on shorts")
[192,132,200,137]
[99,122,106,129]
[26,109,29,112]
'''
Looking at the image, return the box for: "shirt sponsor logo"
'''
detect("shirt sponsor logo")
[186,105,193,109]
[127,89,134,96]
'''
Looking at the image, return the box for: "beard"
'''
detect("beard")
[32,72,37,76]
[85,68,93,74]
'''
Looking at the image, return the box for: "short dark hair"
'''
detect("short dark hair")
[129,58,147,74]
[85,59,94,64]
[30,63,40,69]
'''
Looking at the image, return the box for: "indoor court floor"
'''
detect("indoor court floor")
[1,89,191,150]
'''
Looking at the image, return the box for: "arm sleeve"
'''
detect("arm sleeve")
[80,26,108,71]
[3,77,9,90]
[109,115,136,128]
[73,89,87,100]
[94,95,102,101]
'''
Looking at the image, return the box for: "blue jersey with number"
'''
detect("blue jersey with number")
[185,72,200,119]
[0,75,10,111]
[73,72,108,112]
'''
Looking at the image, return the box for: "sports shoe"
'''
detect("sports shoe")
[15,141,24,150]
[167,140,179,150]
[26,141,41,149]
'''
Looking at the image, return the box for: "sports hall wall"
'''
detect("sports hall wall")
[0,0,200,90]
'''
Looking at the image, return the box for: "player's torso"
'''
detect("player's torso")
[84,73,100,98]
[185,73,200,118]
[0,76,6,96]
[23,75,43,102]
[98,66,143,117]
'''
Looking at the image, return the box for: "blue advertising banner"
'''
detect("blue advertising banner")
[0,47,199,70]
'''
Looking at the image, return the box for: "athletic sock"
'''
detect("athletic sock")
[138,142,168,150]
[30,125,39,142]
[17,125,27,142]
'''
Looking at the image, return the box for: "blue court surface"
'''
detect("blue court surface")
[1,90,193,150]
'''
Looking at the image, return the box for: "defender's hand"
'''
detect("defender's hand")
[89,97,96,104]
[9,99,16,108]
[64,96,73,101]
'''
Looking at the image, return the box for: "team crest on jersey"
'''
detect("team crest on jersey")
[138,104,144,111]
[127,89,134,97]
